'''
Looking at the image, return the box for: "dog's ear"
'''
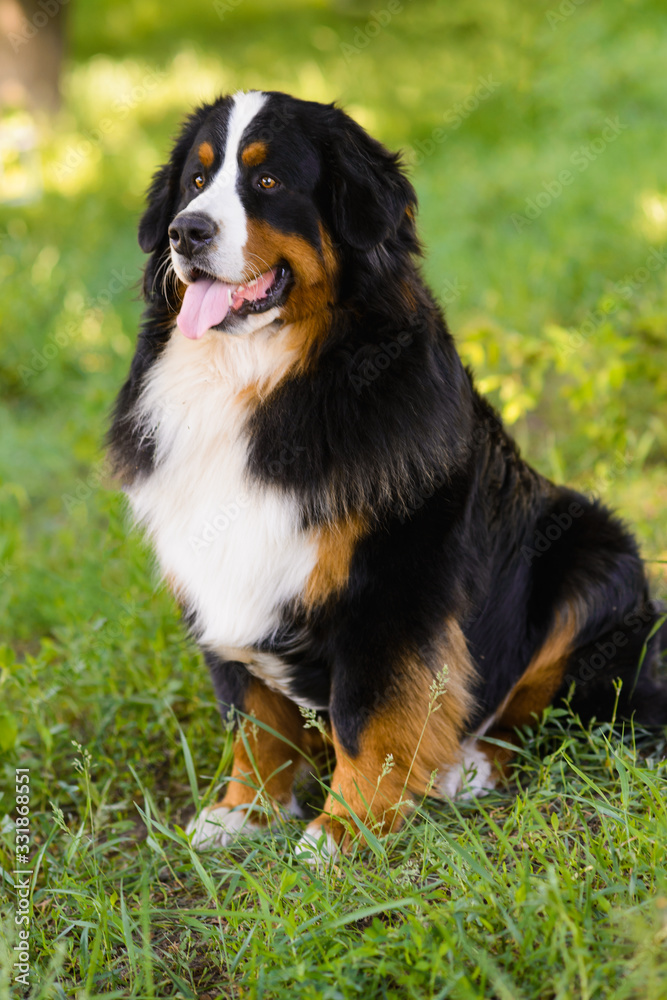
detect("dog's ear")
[327,109,417,252]
[138,160,177,253]
[138,104,214,254]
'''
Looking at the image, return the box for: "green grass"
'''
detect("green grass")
[1,0,666,996]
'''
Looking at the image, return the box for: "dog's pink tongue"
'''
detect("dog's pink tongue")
[177,278,232,339]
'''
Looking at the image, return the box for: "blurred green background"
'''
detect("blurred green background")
[1,0,666,683]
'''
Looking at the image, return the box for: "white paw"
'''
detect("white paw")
[294,823,339,866]
[186,804,260,850]
[286,793,305,819]
[437,740,496,800]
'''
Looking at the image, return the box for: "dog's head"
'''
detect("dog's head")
[139,90,417,337]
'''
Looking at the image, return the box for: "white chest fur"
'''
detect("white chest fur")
[126,325,318,653]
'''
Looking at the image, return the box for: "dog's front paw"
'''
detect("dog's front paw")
[294,821,340,866]
[437,739,497,800]
[186,804,260,850]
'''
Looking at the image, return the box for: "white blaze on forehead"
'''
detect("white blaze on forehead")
[178,90,267,282]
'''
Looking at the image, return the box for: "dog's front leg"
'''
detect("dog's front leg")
[187,670,322,849]
[296,623,475,861]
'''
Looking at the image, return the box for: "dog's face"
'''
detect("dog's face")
[139,91,416,336]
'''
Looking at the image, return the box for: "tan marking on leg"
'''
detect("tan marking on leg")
[190,684,332,850]
[307,622,476,849]
[304,513,367,611]
[241,141,268,167]
[494,606,578,731]
[198,141,215,168]
[218,680,321,816]
[476,605,579,778]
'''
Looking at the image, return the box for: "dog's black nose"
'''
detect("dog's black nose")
[168,213,218,258]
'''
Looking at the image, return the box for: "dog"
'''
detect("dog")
[109,90,667,860]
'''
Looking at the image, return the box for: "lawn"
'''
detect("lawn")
[1,0,666,997]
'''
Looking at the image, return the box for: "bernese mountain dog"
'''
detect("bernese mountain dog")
[109,90,667,861]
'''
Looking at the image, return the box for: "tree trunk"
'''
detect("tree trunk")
[0,0,68,113]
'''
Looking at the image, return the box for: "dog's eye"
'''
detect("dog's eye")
[193,173,205,190]
[258,175,278,190]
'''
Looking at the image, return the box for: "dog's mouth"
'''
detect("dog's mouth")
[176,264,292,340]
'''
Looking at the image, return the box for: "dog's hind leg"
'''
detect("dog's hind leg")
[441,604,579,796]
[466,598,667,797]
[556,598,667,727]
[449,597,667,793]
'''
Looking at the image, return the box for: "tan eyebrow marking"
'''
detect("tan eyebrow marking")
[197,141,215,168]
[241,141,268,168]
